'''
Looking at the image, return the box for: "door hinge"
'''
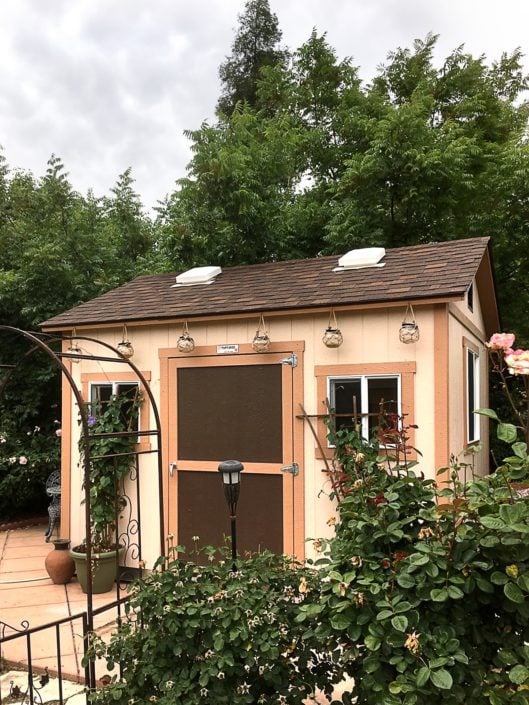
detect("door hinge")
[281,463,299,476]
[280,353,298,368]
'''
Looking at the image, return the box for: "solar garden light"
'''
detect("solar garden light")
[218,460,244,569]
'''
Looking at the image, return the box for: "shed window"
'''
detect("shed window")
[466,349,480,444]
[328,375,400,441]
[90,382,140,434]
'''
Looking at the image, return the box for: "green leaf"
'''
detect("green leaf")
[508,664,529,684]
[397,573,415,589]
[365,635,382,651]
[518,574,529,592]
[480,535,500,548]
[391,615,408,632]
[330,614,352,630]
[480,515,507,530]
[394,601,412,613]
[504,582,525,603]
[475,408,499,420]
[376,609,393,621]
[512,441,528,459]
[500,503,525,525]
[409,553,429,566]
[430,588,449,602]
[416,666,430,687]
[491,571,509,585]
[447,585,464,599]
[430,668,453,690]
[497,423,518,443]
[363,657,381,674]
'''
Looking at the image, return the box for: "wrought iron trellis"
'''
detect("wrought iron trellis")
[0,325,165,694]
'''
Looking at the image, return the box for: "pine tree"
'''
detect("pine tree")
[217,0,288,116]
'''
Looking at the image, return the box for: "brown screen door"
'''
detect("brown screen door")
[167,350,302,558]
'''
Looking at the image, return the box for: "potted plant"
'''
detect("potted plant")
[70,389,142,593]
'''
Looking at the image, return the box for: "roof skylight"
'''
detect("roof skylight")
[172,266,222,287]
[334,247,386,271]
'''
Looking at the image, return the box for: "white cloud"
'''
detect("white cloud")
[0,0,527,210]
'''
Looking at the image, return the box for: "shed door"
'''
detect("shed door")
[167,352,301,558]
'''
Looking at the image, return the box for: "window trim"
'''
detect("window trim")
[314,362,416,460]
[81,372,152,451]
[464,339,480,446]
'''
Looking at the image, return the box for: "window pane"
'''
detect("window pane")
[331,379,362,432]
[467,350,478,442]
[90,382,139,434]
[367,378,398,439]
[91,384,112,407]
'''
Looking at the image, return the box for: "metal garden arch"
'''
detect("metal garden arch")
[0,325,165,690]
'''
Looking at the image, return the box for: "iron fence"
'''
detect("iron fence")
[0,599,126,705]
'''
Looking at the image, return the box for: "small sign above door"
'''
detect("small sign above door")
[217,344,239,354]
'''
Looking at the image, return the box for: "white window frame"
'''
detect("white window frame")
[466,349,480,444]
[327,374,401,444]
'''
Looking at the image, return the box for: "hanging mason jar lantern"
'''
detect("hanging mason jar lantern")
[67,328,82,363]
[322,310,343,348]
[117,324,134,359]
[177,321,195,353]
[399,304,420,344]
[252,314,271,353]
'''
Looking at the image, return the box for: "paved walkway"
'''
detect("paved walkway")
[0,524,118,684]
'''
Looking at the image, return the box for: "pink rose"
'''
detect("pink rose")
[55,429,62,437]
[505,349,529,375]
[19,456,28,465]
[486,333,515,351]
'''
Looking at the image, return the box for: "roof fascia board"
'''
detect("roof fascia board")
[475,245,500,337]
[40,295,461,333]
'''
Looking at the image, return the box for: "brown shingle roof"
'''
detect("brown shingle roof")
[41,237,491,329]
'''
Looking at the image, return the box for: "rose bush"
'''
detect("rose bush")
[0,418,60,519]
[298,416,529,704]
[86,546,344,705]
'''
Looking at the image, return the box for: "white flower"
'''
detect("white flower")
[33,426,40,433]
[217,671,225,680]
[192,535,200,542]
[165,681,174,690]
[0,435,6,443]
[237,682,251,694]
[200,687,208,697]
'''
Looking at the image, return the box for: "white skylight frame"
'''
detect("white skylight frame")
[172,266,222,287]
[334,247,386,271]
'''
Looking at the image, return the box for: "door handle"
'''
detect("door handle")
[169,462,177,477]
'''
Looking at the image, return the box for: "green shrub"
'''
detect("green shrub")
[300,424,529,705]
[0,417,60,520]
[87,546,344,705]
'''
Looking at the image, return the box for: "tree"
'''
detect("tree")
[162,32,529,337]
[217,0,288,116]
[0,153,155,516]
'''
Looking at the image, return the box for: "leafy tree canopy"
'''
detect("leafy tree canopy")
[161,32,529,337]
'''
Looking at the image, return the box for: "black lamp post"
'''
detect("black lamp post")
[218,460,244,569]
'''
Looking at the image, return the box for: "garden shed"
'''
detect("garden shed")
[41,236,499,565]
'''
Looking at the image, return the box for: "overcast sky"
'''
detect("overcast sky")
[0,0,527,212]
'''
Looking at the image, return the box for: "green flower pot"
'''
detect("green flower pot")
[70,545,124,594]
